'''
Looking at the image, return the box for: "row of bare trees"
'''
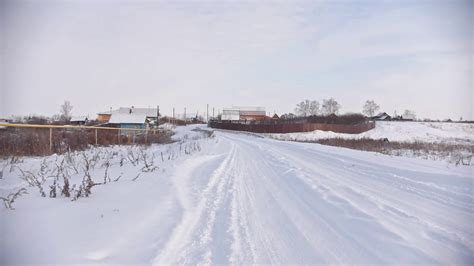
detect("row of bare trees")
[294,98,341,117]
[291,98,416,120]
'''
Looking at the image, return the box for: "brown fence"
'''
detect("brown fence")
[209,120,375,134]
[0,123,172,156]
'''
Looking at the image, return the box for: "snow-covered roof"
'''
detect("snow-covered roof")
[97,110,114,115]
[98,107,159,117]
[373,112,391,120]
[70,116,89,122]
[108,112,147,124]
[119,107,158,116]
[223,106,266,118]
[223,106,265,112]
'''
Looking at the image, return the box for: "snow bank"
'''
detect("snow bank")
[158,122,176,131]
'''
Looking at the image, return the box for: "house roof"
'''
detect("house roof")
[373,112,391,120]
[70,116,89,122]
[97,111,113,115]
[108,112,147,124]
[98,107,159,117]
[240,110,266,116]
[223,106,265,112]
[117,107,159,117]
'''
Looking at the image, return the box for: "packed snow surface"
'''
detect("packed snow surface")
[1,125,473,264]
[268,121,474,144]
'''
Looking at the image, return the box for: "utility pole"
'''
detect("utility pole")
[157,105,160,126]
[206,104,209,122]
[212,107,215,119]
[173,107,175,125]
[49,128,52,153]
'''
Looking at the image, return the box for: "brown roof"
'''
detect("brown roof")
[240,111,266,116]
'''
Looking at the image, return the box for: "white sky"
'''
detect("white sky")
[1,0,472,120]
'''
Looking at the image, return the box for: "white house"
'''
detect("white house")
[222,106,266,121]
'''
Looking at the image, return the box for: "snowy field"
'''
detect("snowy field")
[1,125,473,264]
[267,121,474,145]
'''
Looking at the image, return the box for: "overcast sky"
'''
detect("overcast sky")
[1,0,472,120]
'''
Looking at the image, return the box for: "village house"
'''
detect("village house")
[69,116,89,125]
[97,106,160,129]
[222,106,266,121]
[371,112,392,121]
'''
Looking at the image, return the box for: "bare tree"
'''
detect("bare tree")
[322,98,341,115]
[280,113,297,119]
[362,100,380,117]
[60,100,73,122]
[295,99,319,117]
[295,100,310,117]
[402,109,416,120]
[308,101,320,116]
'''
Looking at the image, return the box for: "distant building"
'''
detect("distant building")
[97,110,113,123]
[371,112,391,121]
[222,106,266,121]
[70,116,89,125]
[0,118,12,130]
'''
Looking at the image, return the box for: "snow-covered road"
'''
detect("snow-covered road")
[153,131,473,264]
[2,127,473,264]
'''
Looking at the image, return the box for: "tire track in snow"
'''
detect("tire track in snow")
[228,133,473,264]
[153,129,473,264]
[151,143,237,265]
[223,134,371,263]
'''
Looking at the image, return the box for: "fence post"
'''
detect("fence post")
[95,128,98,146]
[118,129,120,145]
[49,128,52,153]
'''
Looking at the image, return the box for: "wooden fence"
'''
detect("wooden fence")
[0,123,171,156]
[208,120,376,134]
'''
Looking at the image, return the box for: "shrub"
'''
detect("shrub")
[306,114,367,125]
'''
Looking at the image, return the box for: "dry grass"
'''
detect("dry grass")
[0,127,215,209]
[299,138,473,164]
[306,114,367,125]
[0,127,173,156]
